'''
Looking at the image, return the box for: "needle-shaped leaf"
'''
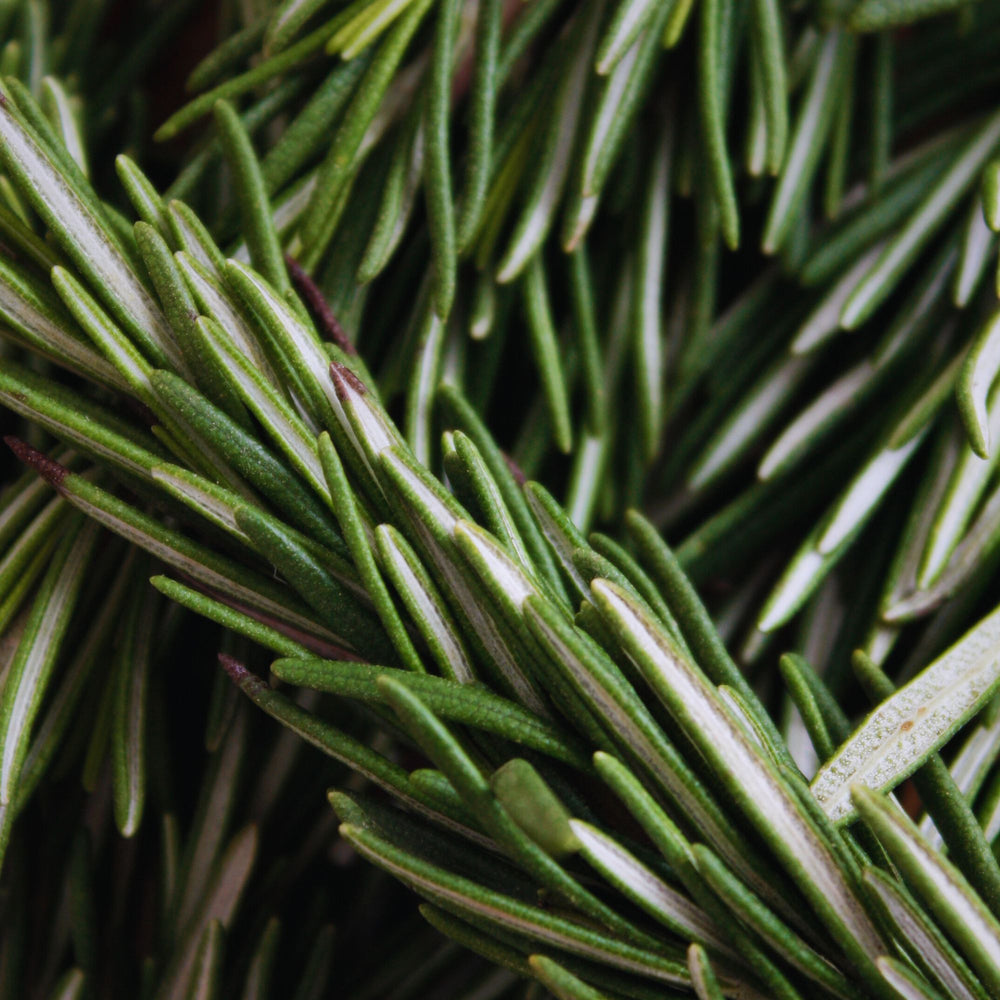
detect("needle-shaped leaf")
[885,477,1000,621]
[522,594,766,889]
[957,307,1000,459]
[265,0,338,54]
[422,0,458,319]
[155,20,340,141]
[633,121,670,463]
[318,432,423,671]
[0,256,125,390]
[272,656,587,766]
[917,392,1000,587]
[11,445,342,651]
[185,921,224,1000]
[591,579,887,977]
[194,315,328,498]
[374,523,477,682]
[214,100,289,295]
[687,353,813,491]
[850,0,979,30]
[520,256,573,454]
[115,154,170,235]
[763,31,853,254]
[455,0,501,249]
[235,502,391,661]
[296,0,435,270]
[404,303,446,465]
[0,94,182,369]
[377,675,653,941]
[854,786,1000,995]
[151,576,313,659]
[570,3,673,245]
[438,385,565,597]
[750,0,787,175]
[496,0,601,282]
[220,656,478,837]
[692,843,862,999]
[876,958,947,1000]
[0,517,98,806]
[953,196,996,307]
[812,601,1000,823]
[863,867,988,1000]
[842,108,1000,329]
[340,821,691,985]
[150,371,342,551]
[570,819,729,953]
[527,955,611,1000]
[111,585,156,838]
[135,224,252,427]
[687,943,725,1000]
[698,0,739,249]
[983,159,1000,231]
[625,510,787,754]
[491,758,580,858]
[156,824,257,1000]
[50,263,157,398]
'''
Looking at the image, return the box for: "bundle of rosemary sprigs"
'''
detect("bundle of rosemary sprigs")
[2,0,1000,997]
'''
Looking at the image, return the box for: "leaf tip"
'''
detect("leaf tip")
[4,436,68,487]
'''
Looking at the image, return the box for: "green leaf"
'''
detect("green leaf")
[376,675,652,942]
[863,867,988,1000]
[374,523,477,682]
[842,108,1000,329]
[763,31,854,254]
[115,154,170,234]
[528,955,612,1000]
[812,601,1000,823]
[854,785,1000,996]
[295,0,436,269]
[271,656,588,767]
[149,371,343,552]
[491,759,579,858]
[0,517,98,808]
[422,0,458,320]
[957,307,1000,459]
[214,100,289,295]
[570,819,728,953]
[0,256,126,390]
[698,0,739,250]
[590,578,887,977]
[520,257,573,454]
[876,957,946,1000]
[13,551,134,814]
[850,0,980,31]
[495,0,601,282]
[340,821,691,986]
[0,93,181,369]
[687,943,725,1000]
[194,314,328,498]
[454,0,501,250]
[111,585,156,837]
[234,502,392,661]
[692,843,862,999]
[953,196,996,308]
